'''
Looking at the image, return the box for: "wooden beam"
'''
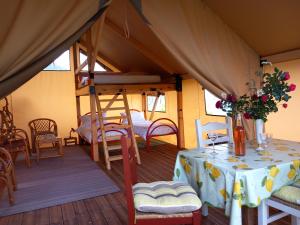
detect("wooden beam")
[142,94,147,120]
[262,48,300,64]
[176,76,185,149]
[78,42,121,72]
[75,59,88,75]
[149,94,160,121]
[105,18,174,74]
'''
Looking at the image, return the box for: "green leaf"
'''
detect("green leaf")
[261,176,267,186]
[240,179,244,188]
[209,173,216,182]
[233,194,240,200]
[248,203,257,208]
[290,165,296,170]
[176,168,180,178]
[268,165,276,169]
[197,181,203,189]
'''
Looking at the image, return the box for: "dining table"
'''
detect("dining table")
[173,139,300,225]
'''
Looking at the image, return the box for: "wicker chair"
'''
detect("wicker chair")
[28,118,63,162]
[0,98,31,167]
[0,147,17,205]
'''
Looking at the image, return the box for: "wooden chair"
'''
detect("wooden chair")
[0,147,17,205]
[195,118,233,148]
[120,135,202,225]
[28,118,63,162]
[0,98,31,167]
[258,187,300,225]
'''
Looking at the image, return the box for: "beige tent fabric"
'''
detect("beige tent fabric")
[0,0,109,98]
[135,0,260,138]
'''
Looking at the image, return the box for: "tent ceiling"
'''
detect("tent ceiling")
[80,0,188,76]
[204,0,300,56]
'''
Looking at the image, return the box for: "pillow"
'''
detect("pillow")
[273,180,300,205]
[133,181,202,214]
[80,112,106,128]
[121,111,145,124]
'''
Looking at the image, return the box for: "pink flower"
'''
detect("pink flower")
[215,100,222,109]
[283,72,290,81]
[289,84,296,92]
[261,95,268,103]
[283,103,288,108]
[227,94,237,103]
[244,112,251,119]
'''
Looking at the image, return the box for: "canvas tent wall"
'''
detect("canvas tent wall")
[3,0,300,138]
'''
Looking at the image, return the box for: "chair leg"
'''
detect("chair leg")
[24,146,31,167]
[146,138,151,151]
[258,199,269,225]
[202,204,209,216]
[292,216,300,225]
[193,210,201,225]
[11,167,17,191]
[5,175,15,205]
[58,139,63,156]
[36,142,40,164]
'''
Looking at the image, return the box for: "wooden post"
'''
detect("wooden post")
[176,76,185,149]
[142,93,147,120]
[149,93,160,121]
[72,44,84,145]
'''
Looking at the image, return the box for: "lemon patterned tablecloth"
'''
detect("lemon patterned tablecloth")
[173,139,300,225]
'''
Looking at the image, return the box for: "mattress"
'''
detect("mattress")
[80,74,161,86]
[131,120,177,140]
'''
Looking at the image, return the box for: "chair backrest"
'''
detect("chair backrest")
[120,135,138,224]
[195,117,233,148]
[28,118,58,136]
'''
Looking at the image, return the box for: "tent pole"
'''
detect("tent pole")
[149,93,160,121]
[72,43,83,144]
[176,75,185,149]
[142,93,147,120]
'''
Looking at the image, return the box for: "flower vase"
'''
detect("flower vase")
[255,119,264,151]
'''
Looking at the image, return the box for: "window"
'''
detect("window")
[147,95,166,112]
[44,50,70,71]
[79,51,107,72]
[204,89,226,116]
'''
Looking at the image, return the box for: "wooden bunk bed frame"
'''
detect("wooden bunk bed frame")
[72,43,185,170]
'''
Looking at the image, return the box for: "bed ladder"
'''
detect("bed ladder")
[95,92,141,170]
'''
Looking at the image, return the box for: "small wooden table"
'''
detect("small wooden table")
[35,137,63,163]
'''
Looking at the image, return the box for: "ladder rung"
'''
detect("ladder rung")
[104,116,126,120]
[104,124,131,130]
[107,145,122,151]
[109,155,123,161]
[105,107,126,111]
[99,99,124,102]
[105,135,122,141]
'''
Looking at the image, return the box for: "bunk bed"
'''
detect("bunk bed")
[73,45,184,170]
[121,109,178,151]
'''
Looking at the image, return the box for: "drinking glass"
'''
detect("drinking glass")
[260,133,273,149]
[208,131,218,156]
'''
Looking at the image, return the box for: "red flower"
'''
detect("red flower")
[244,112,251,119]
[215,100,222,109]
[227,94,237,103]
[251,94,258,100]
[283,103,288,108]
[283,72,290,81]
[289,84,296,92]
[261,95,268,103]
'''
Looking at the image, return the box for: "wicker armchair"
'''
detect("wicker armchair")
[28,118,59,153]
[0,147,17,205]
[0,98,31,167]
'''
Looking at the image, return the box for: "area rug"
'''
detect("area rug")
[0,146,120,216]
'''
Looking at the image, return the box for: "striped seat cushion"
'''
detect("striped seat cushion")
[273,180,300,205]
[133,181,202,214]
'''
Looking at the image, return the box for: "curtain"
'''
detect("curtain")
[132,0,260,139]
[0,0,110,98]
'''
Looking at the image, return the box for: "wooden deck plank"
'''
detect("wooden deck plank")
[0,143,291,225]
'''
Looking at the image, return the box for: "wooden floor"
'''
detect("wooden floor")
[0,143,290,225]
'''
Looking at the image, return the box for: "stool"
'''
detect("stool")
[35,137,63,163]
[64,137,77,146]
